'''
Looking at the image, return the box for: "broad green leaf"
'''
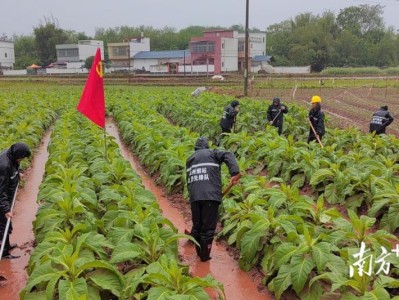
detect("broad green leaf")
[268,264,292,300]
[361,287,390,300]
[312,242,331,271]
[110,242,142,264]
[58,278,88,300]
[147,287,175,300]
[275,243,299,267]
[86,269,123,298]
[290,254,315,295]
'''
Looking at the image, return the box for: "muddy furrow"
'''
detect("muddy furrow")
[106,119,273,300]
[0,129,51,299]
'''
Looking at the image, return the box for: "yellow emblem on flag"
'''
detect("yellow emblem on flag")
[96,61,103,78]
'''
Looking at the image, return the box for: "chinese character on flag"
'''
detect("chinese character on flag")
[77,48,105,128]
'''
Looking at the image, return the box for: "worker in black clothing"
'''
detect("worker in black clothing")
[369,105,394,135]
[308,95,325,143]
[186,137,240,262]
[0,142,31,259]
[219,100,239,134]
[266,97,288,135]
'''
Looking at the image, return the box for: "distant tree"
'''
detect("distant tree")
[13,35,40,69]
[337,4,384,40]
[84,56,94,69]
[33,16,69,66]
[64,30,91,43]
[266,20,293,59]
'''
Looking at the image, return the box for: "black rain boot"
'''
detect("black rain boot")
[191,233,201,257]
[200,238,213,262]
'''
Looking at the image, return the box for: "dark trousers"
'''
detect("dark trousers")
[272,124,283,135]
[190,200,220,241]
[308,129,323,143]
[221,127,231,134]
[217,127,232,146]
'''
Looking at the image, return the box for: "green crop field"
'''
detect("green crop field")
[1,80,399,300]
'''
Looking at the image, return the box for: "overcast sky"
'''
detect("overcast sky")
[2,0,399,37]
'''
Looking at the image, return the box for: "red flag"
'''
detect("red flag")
[77,48,105,128]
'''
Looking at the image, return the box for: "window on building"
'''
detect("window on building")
[222,62,224,67]
[57,48,79,58]
[222,43,224,49]
[263,37,265,43]
[238,41,244,52]
[4,53,7,58]
[112,47,129,56]
[191,41,215,53]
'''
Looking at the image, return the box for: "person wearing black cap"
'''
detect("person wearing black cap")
[0,142,31,259]
[266,97,288,135]
[219,100,240,134]
[186,137,240,262]
[369,105,394,135]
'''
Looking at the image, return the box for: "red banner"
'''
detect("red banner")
[77,48,105,128]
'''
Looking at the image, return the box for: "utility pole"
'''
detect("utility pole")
[244,0,249,96]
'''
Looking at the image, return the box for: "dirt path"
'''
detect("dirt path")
[0,130,51,299]
[106,120,273,300]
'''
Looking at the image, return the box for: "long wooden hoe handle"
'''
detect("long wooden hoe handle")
[308,118,324,148]
[222,173,242,196]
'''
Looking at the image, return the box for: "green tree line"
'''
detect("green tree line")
[12,4,399,71]
[267,4,399,71]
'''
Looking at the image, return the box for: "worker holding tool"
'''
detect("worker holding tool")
[266,97,289,135]
[186,137,240,262]
[0,142,31,259]
[219,99,240,134]
[217,99,240,146]
[307,95,325,146]
[369,105,394,135]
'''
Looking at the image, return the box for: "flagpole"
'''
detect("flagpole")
[104,124,107,161]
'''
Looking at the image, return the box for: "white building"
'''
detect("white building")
[108,37,150,69]
[55,40,104,66]
[237,32,266,57]
[129,37,150,58]
[0,39,15,69]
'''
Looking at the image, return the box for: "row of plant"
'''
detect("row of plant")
[21,109,224,299]
[5,84,398,299]
[320,67,399,76]
[0,85,61,168]
[112,87,399,298]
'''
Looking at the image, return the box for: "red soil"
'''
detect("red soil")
[0,130,51,299]
[106,119,273,300]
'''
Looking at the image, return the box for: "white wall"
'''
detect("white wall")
[78,41,104,61]
[132,58,158,71]
[261,65,311,74]
[237,32,266,57]
[249,33,266,57]
[0,41,15,68]
[3,69,27,75]
[178,65,215,73]
[67,61,84,69]
[221,37,238,72]
[46,68,88,74]
[130,37,151,57]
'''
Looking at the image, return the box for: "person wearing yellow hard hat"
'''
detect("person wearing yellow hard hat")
[308,95,325,143]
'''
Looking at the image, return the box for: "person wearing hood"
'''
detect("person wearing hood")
[0,142,31,259]
[186,137,240,262]
[266,97,289,135]
[308,95,325,143]
[219,100,240,134]
[369,105,394,135]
